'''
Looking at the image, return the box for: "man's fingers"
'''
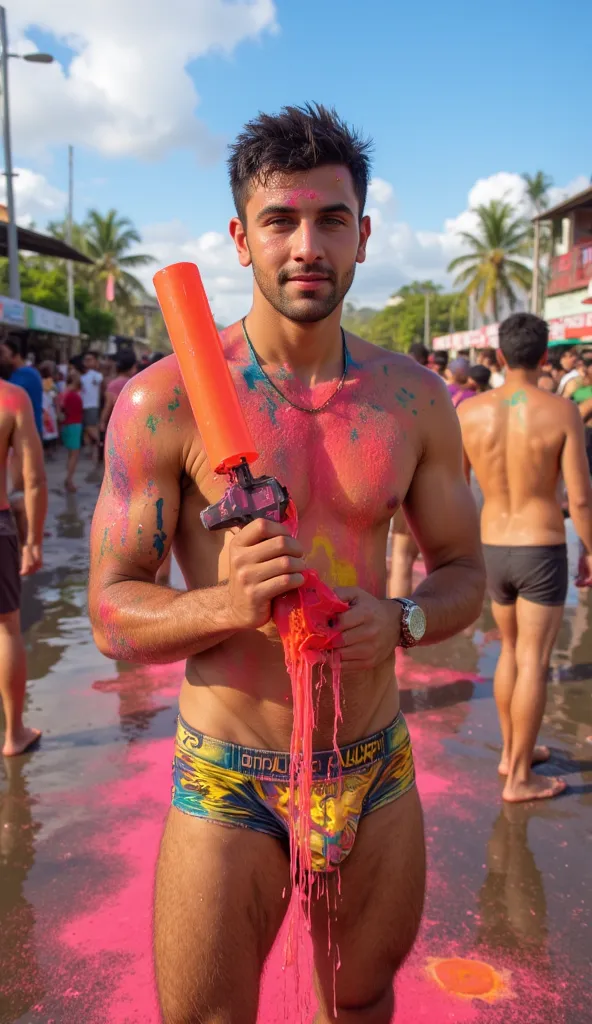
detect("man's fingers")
[337,607,366,631]
[249,556,306,584]
[258,574,305,600]
[335,624,369,648]
[334,586,362,604]
[232,531,304,562]
[233,518,296,547]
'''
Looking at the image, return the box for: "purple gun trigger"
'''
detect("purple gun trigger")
[201,459,290,531]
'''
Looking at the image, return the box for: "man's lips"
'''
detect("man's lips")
[287,274,331,284]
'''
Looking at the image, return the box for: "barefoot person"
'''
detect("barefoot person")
[0,377,47,756]
[89,104,484,1024]
[458,313,592,804]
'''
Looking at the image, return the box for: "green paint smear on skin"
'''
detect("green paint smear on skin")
[146,414,161,433]
[351,428,359,441]
[100,527,110,560]
[503,390,527,407]
[173,385,181,395]
[168,395,180,412]
[155,498,164,531]
[153,497,167,558]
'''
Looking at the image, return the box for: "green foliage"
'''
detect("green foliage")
[448,200,532,321]
[522,171,553,214]
[0,255,115,339]
[364,291,468,352]
[342,288,467,352]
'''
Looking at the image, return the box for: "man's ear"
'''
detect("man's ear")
[230,217,251,268]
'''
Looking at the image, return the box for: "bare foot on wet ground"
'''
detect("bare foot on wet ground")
[502,773,566,803]
[498,745,550,776]
[2,727,42,757]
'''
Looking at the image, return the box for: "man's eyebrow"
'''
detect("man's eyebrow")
[255,202,355,222]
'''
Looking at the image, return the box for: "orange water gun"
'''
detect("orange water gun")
[153,262,290,531]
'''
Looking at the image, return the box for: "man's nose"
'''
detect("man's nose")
[291,220,324,263]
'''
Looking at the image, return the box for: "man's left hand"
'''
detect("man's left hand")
[333,587,401,669]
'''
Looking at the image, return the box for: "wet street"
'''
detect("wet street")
[1,453,591,1024]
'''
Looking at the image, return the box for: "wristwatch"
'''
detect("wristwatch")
[392,598,426,648]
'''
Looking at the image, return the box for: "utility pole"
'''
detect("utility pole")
[0,6,19,300]
[423,289,431,347]
[531,218,541,315]
[66,144,74,318]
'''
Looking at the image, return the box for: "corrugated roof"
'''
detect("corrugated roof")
[0,223,93,263]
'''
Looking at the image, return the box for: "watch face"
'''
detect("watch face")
[408,604,426,640]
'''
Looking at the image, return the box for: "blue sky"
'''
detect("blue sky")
[7,0,592,319]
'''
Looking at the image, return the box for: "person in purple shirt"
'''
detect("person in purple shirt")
[0,336,43,437]
[446,357,475,408]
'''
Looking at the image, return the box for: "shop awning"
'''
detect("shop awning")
[1,223,93,264]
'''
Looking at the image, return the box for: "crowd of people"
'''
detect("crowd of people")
[0,102,591,1024]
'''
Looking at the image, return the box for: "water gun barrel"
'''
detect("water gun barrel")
[153,261,258,474]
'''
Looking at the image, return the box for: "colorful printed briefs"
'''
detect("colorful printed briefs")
[172,712,416,873]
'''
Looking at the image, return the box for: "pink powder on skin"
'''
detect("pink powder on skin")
[285,189,322,205]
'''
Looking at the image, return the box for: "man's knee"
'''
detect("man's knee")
[0,610,21,636]
[321,984,394,1024]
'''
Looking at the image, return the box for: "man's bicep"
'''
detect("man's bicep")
[403,402,480,571]
[90,411,181,587]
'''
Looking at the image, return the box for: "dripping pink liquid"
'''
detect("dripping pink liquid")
[274,502,348,1016]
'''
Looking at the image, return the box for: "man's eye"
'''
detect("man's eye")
[322,217,345,226]
[268,218,292,227]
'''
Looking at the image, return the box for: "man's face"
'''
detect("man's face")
[560,351,577,372]
[84,354,96,372]
[230,165,371,324]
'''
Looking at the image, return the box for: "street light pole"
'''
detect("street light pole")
[66,145,75,318]
[0,5,19,300]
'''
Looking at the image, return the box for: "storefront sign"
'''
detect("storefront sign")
[0,297,26,327]
[433,324,499,351]
[0,295,79,336]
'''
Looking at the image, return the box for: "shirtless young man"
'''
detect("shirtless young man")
[89,104,484,1024]
[458,313,592,804]
[0,378,47,756]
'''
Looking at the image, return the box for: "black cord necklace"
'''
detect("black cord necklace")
[241,318,349,414]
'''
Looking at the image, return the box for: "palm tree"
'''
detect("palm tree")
[522,171,553,214]
[447,200,532,322]
[82,209,154,309]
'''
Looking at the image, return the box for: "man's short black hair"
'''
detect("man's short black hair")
[408,342,429,366]
[3,335,21,357]
[498,313,549,370]
[430,350,449,370]
[228,102,372,222]
[116,350,136,374]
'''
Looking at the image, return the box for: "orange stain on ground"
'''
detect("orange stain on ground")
[426,957,513,1004]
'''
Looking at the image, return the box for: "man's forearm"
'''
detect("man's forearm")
[24,481,48,546]
[570,502,592,555]
[411,554,485,644]
[92,580,238,664]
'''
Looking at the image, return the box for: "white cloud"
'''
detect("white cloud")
[368,178,394,204]
[8,0,277,161]
[12,164,588,323]
[0,167,66,227]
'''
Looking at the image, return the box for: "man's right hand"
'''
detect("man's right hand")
[20,543,43,576]
[226,519,306,629]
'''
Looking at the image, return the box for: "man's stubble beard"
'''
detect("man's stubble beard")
[250,257,357,325]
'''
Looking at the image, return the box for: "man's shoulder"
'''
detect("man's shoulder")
[0,378,31,415]
[115,355,186,422]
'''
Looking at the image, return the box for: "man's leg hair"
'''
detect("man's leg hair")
[0,610,41,756]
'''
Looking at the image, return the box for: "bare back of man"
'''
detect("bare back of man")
[459,313,592,804]
[90,108,484,1024]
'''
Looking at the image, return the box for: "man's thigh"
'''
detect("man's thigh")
[311,786,425,1018]
[154,807,290,1024]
